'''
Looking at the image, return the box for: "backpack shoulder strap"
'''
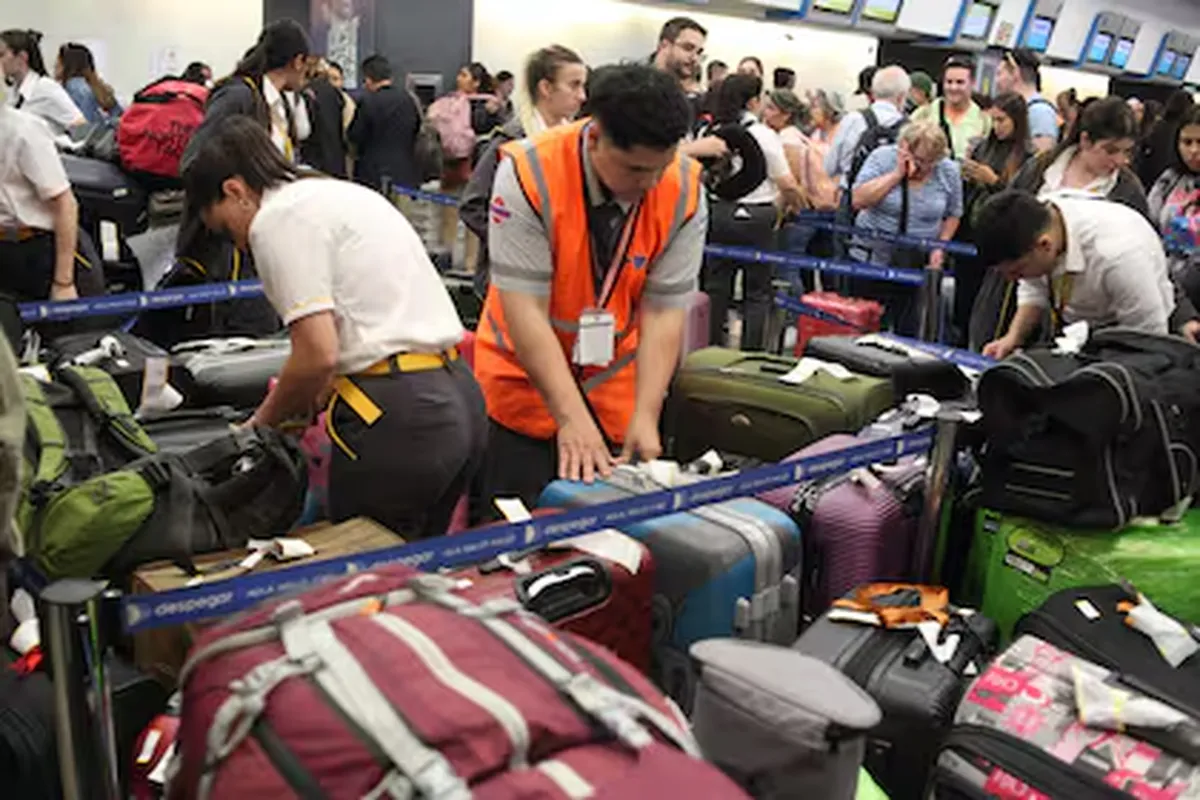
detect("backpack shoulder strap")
[20,376,68,491]
[861,107,879,134]
[55,366,158,461]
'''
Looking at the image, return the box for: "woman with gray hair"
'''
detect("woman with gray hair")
[762,89,837,210]
[849,118,963,334]
[807,88,844,159]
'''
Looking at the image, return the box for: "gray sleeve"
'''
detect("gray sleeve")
[644,193,708,309]
[459,137,505,241]
[488,158,553,296]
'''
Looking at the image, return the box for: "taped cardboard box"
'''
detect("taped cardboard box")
[131,517,403,686]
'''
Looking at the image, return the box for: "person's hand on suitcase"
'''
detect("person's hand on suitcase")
[618,411,662,467]
[1182,319,1200,343]
[982,335,1019,360]
[558,415,613,483]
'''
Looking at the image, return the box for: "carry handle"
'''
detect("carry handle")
[515,558,612,623]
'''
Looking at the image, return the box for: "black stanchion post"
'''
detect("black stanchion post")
[917,268,943,342]
[912,411,961,583]
[41,579,121,800]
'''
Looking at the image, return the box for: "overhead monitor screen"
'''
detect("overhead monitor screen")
[1087,33,1113,63]
[1173,55,1192,80]
[1158,50,1177,75]
[861,0,903,24]
[1110,39,1134,70]
[811,0,855,12]
[961,3,995,40]
[1025,17,1053,52]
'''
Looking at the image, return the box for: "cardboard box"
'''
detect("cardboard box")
[132,517,403,686]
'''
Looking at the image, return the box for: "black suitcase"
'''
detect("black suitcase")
[793,606,999,800]
[171,337,290,409]
[805,335,918,377]
[1015,584,1200,720]
[444,271,482,329]
[0,668,59,800]
[61,152,148,238]
[140,407,245,454]
[48,331,175,409]
[805,335,971,400]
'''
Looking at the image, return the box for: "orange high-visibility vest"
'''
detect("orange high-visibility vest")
[475,120,702,443]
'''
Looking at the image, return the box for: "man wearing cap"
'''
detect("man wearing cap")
[908,71,934,113]
[996,48,1058,152]
[913,55,991,161]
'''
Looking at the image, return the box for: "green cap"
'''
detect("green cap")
[911,71,935,98]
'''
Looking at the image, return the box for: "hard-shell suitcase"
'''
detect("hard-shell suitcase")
[793,292,883,356]
[443,270,481,329]
[793,600,999,800]
[171,564,749,799]
[452,531,655,673]
[931,635,1200,799]
[972,509,1200,641]
[758,433,926,617]
[62,152,149,238]
[171,337,290,409]
[681,290,711,360]
[140,407,244,454]
[1014,584,1200,720]
[667,347,894,463]
[49,331,175,409]
[539,466,801,710]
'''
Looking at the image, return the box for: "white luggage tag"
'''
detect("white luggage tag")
[779,357,856,385]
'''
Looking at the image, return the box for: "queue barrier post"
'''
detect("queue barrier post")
[41,579,121,800]
[916,268,943,343]
[912,410,964,584]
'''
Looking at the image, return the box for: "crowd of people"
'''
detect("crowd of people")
[2,14,1200,540]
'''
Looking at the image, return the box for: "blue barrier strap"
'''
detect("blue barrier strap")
[19,280,265,323]
[874,333,998,373]
[391,185,460,208]
[708,244,927,286]
[787,218,978,258]
[120,428,933,633]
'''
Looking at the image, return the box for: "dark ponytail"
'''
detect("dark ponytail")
[713,73,762,125]
[0,29,48,76]
[235,19,310,80]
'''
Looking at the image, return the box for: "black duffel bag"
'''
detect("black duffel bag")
[977,328,1200,529]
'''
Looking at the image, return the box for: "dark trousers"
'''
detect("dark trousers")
[473,420,558,524]
[0,231,106,302]
[703,201,777,351]
[328,359,488,540]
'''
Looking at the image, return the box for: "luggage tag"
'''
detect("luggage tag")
[572,309,616,367]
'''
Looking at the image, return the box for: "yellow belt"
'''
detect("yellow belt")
[0,227,38,243]
[326,349,460,458]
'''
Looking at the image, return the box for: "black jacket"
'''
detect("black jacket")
[347,84,421,193]
[300,77,348,178]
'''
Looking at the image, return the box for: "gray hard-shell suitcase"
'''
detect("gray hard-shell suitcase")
[171,337,290,410]
[690,638,882,800]
[539,465,801,711]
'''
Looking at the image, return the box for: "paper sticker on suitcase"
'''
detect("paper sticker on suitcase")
[540,466,801,710]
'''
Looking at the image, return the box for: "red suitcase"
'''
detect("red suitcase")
[171,563,744,799]
[793,292,883,356]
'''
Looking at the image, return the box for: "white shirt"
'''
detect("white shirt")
[739,112,791,206]
[8,72,84,135]
[1038,146,1119,198]
[249,178,465,375]
[1017,195,1173,334]
[0,107,70,231]
[261,78,296,161]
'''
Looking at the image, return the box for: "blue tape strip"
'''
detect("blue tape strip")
[787,218,979,258]
[19,280,265,323]
[120,429,933,633]
[708,244,927,286]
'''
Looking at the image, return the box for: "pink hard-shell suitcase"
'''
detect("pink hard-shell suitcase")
[758,434,926,618]
[680,291,710,362]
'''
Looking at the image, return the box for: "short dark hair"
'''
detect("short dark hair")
[943,54,976,77]
[773,67,795,89]
[1005,48,1041,87]
[714,73,763,125]
[326,60,344,76]
[587,63,691,151]
[182,116,300,217]
[361,54,392,83]
[973,190,1052,266]
[181,61,211,84]
[659,16,707,44]
[706,60,728,82]
[495,70,513,83]
[739,56,764,74]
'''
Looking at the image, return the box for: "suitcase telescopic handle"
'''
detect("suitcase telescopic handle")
[515,558,613,623]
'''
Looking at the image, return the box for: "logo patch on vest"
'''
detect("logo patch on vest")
[629,254,648,270]
[490,197,512,225]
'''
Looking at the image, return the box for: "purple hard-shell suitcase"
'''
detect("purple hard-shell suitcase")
[758,434,926,617]
[680,291,710,361]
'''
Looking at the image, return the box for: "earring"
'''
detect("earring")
[240,199,251,209]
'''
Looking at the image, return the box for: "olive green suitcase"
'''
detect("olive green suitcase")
[666,347,894,462]
[971,508,1200,641]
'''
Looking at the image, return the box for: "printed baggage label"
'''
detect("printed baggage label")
[1002,528,1063,584]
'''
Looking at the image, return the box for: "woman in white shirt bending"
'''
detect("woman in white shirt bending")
[701,73,805,351]
[182,116,488,540]
[0,30,85,134]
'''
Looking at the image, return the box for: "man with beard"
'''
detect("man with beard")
[651,18,726,157]
[913,55,991,161]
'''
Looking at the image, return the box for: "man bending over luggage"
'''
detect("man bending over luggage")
[181,116,487,541]
[475,63,706,516]
[975,190,1177,360]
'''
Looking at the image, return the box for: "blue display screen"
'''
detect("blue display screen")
[1087,32,1112,63]
[1173,55,1192,81]
[1025,17,1053,52]
[961,3,994,39]
[1110,39,1134,69]
[1158,50,1177,75]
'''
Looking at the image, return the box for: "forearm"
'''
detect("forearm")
[51,193,79,286]
[774,173,806,210]
[252,353,335,427]
[852,172,902,211]
[633,305,685,421]
[1004,303,1044,347]
[501,291,590,427]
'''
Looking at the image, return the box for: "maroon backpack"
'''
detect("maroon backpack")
[117,79,209,178]
[167,564,748,799]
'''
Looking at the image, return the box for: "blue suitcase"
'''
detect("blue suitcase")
[539,466,801,711]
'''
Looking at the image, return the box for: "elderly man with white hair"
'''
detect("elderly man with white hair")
[824,64,911,182]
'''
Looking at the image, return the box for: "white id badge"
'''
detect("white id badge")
[573,309,616,366]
